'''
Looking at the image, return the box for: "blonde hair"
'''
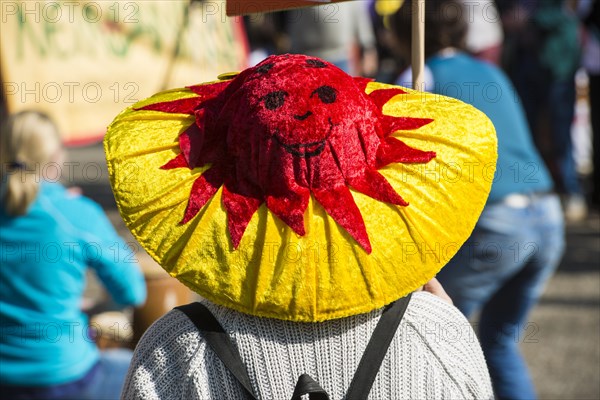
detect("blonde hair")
[0,111,62,216]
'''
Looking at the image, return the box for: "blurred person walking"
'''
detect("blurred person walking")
[0,111,146,399]
[393,1,565,398]
[498,0,586,221]
[461,0,504,65]
[578,0,600,208]
[286,1,378,76]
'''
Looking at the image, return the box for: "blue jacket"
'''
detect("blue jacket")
[0,182,146,386]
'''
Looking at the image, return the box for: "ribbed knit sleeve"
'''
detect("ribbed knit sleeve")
[122,292,493,399]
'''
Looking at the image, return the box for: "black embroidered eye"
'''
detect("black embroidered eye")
[263,91,287,110]
[306,59,327,68]
[311,86,337,104]
[256,63,274,74]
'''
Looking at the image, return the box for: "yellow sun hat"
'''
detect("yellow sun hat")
[105,54,496,322]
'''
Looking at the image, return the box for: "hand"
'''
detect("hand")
[67,186,83,196]
[421,278,453,305]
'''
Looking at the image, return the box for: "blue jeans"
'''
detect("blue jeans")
[437,194,565,400]
[0,349,133,400]
[76,349,133,399]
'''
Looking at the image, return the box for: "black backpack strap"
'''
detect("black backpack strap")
[176,293,412,400]
[175,302,258,400]
[345,293,412,400]
[291,374,330,400]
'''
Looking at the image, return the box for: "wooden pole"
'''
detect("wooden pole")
[411,0,425,90]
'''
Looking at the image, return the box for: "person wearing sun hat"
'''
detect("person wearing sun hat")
[106,54,496,399]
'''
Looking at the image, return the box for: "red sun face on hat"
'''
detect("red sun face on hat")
[137,54,436,253]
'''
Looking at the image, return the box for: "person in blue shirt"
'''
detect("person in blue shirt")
[0,111,147,399]
[392,1,565,399]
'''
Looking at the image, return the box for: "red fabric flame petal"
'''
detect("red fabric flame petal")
[179,122,205,168]
[367,88,407,109]
[348,168,409,206]
[135,97,202,114]
[265,189,310,236]
[381,116,434,135]
[313,185,372,253]
[193,108,225,165]
[180,166,224,224]
[161,153,188,170]
[377,137,436,168]
[222,186,263,249]
[186,81,231,98]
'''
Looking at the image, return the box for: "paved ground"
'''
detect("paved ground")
[522,213,600,399]
[69,143,600,399]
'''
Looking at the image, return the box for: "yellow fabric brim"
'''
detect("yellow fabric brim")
[105,82,497,322]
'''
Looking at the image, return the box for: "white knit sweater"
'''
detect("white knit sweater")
[122,292,493,399]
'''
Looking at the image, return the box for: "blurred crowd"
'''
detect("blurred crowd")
[1,1,598,399]
[243,0,599,221]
